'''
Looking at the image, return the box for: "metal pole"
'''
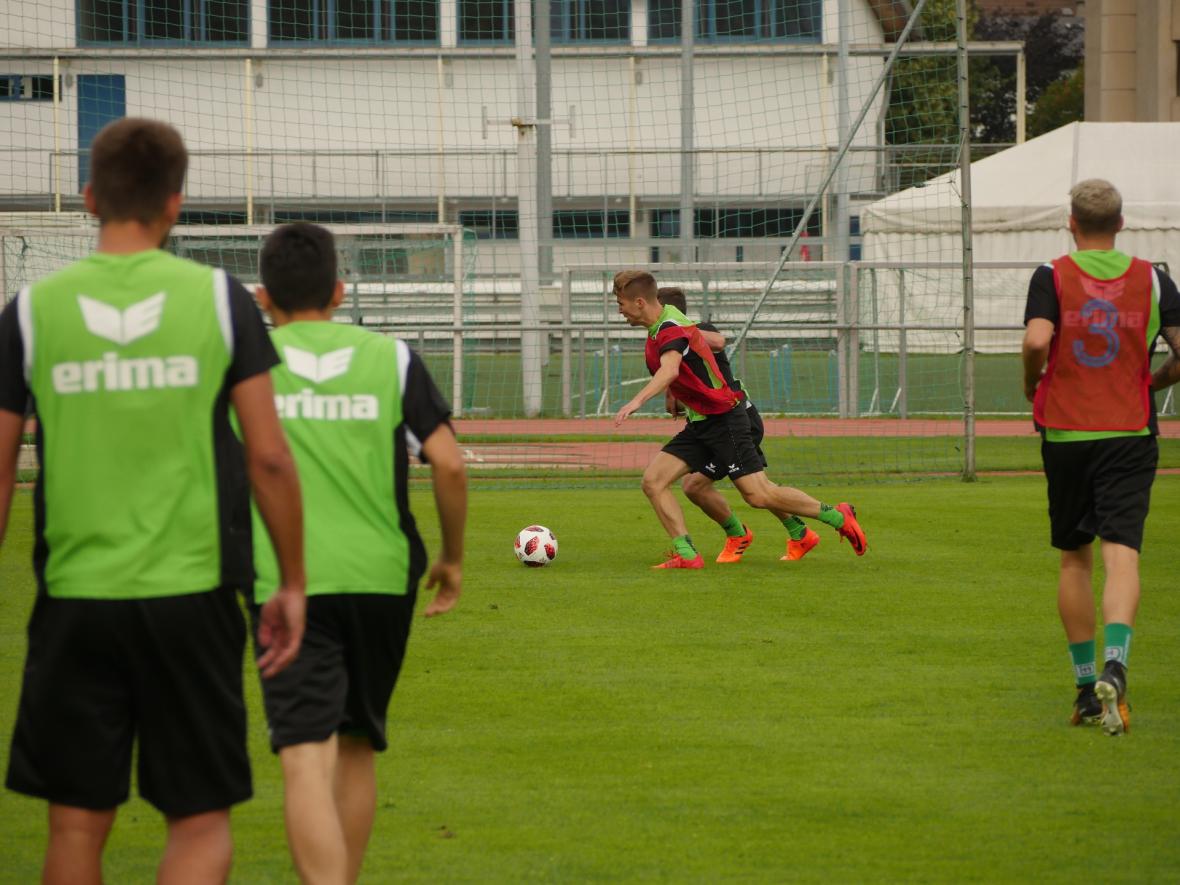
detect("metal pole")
[561,268,572,416]
[727,0,929,355]
[536,0,553,279]
[835,0,854,424]
[834,0,851,265]
[847,262,859,417]
[833,0,854,420]
[452,231,464,416]
[957,0,976,480]
[244,58,255,224]
[1015,49,1026,144]
[52,56,61,213]
[437,56,447,220]
[515,0,543,416]
[898,268,908,418]
[679,0,695,262]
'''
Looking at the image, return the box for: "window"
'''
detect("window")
[651,207,819,238]
[269,0,438,43]
[648,0,820,42]
[79,0,249,44]
[553,210,629,238]
[271,209,440,223]
[0,75,56,101]
[550,0,628,42]
[178,209,249,225]
[459,0,512,42]
[459,0,628,44]
[849,214,861,260]
[459,210,519,239]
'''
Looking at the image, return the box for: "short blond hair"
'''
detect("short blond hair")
[613,269,656,300]
[1070,179,1122,235]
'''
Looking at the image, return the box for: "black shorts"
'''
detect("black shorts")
[1042,434,1159,551]
[251,591,417,753]
[662,404,764,481]
[698,403,767,480]
[6,587,250,816]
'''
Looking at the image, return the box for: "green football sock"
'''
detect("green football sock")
[672,534,698,559]
[1068,640,1097,686]
[720,514,745,538]
[1103,623,1133,667]
[782,516,807,541]
[816,503,845,530]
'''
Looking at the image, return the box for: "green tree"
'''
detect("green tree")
[1027,64,1084,137]
[884,0,968,188]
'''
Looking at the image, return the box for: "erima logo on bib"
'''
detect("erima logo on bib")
[51,293,199,394]
[79,293,165,345]
[284,346,354,383]
[277,346,378,421]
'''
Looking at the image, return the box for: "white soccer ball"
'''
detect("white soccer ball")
[514,525,558,567]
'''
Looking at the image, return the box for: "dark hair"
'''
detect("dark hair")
[89,118,188,225]
[657,286,687,312]
[259,223,338,312]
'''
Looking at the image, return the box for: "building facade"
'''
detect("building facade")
[1084,0,1180,122]
[1,0,912,273]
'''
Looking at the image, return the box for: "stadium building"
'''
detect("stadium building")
[2,0,914,275]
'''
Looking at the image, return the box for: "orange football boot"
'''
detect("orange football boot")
[781,527,820,561]
[716,525,754,563]
[835,503,867,556]
[652,552,705,569]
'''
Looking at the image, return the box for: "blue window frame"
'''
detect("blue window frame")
[459,0,512,43]
[272,209,440,223]
[0,75,56,101]
[651,207,819,238]
[553,209,629,238]
[79,0,249,44]
[459,0,629,44]
[648,0,820,42]
[269,0,439,43]
[459,210,519,239]
[550,0,629,43]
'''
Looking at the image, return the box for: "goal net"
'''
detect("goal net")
[2,0,1026,482]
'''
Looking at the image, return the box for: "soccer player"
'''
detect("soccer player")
[251,222,467,884]
[0,118,306,885]
[1022,178,1180,735]
[657,287,819,563]
[613,270,866,568]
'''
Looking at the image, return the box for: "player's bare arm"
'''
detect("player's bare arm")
[1150,326,1180,391]
[1021,318,1055,402]
[665,390,683,417]
[699,328,725,350]
[420,422,466,617]
[615,350,683,425]
[232,371,307,677]
[0,409,23,545]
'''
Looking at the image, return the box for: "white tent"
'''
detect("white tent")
[858,122,1180,352]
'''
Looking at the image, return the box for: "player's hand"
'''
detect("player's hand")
[665,392,683,418]
[614,401,639,426]
[1023,374,1042,403]
[256,583,307,678]
[423,560,462,617]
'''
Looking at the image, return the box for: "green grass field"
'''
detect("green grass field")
[431,349,1180,418]
[3,478,1180,882]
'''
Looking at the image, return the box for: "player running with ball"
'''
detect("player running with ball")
[657,286,819,563]
[613,270,866,568]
